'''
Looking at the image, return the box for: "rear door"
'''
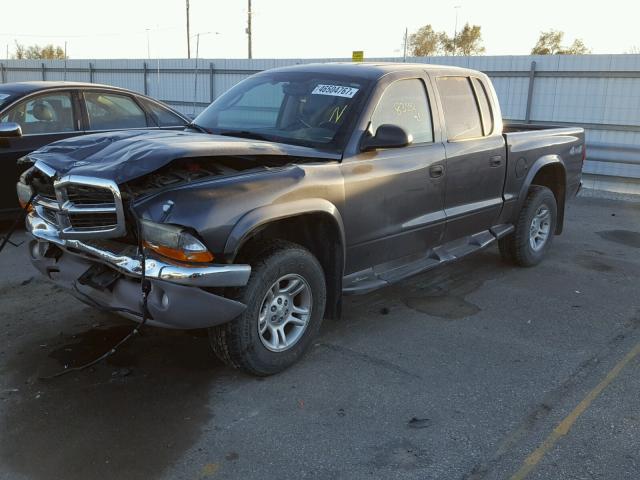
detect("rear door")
[434,75,506,241]
[0,90,81,215]
[341,74,446,274]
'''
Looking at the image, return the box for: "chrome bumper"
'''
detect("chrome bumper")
[26,210,251,288]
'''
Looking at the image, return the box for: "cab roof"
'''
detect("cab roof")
[262,62,479,80]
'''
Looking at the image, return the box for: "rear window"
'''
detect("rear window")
[472,78,494,135]
[436,76,483,141]
[140,98,186,127]
[0,93,12,109]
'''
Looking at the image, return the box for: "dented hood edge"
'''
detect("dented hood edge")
[24,129,341,184]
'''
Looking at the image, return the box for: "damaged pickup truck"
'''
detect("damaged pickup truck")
[15,63,584,375]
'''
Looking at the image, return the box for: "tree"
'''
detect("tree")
[408,25,445,56]
[408,23,485,57]
[443,23,485,56]
[12,42,67,60]
[531,30,590,55]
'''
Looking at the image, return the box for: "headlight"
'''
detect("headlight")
[141,219,214,263]
[16,168,35,209]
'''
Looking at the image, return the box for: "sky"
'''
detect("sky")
[1,0,639,60]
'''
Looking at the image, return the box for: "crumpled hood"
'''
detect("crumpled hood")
[26,129,340,184]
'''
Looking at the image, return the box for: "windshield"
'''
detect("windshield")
[0,93,13,110]
[194,72,370,151]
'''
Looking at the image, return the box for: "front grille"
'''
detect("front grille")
[66,184,117,205]
[30,165,126,239]
[68,212,119,230]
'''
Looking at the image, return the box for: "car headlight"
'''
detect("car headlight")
[141,219,214,263]
[16,168,35,209]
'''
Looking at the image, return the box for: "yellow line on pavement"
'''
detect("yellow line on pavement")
[510,341,640,480]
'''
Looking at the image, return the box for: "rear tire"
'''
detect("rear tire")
[498,185,557,267]
[209,240,326,376]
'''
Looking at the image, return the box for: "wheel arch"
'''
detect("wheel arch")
[518,156,567,234]
[225,199,346,320]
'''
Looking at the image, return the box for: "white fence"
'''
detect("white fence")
[2,55,640,190]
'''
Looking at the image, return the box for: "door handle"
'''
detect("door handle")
[490,155,503,167]
[429,164,444,178]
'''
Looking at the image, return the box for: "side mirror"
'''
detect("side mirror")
[0,122,22,138]
[360,124,411,151]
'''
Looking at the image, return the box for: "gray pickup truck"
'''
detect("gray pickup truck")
[15,63,584,375]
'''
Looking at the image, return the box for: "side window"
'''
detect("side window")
[436,76,483,141]
[84,92,147,130]
[0,92,75,135]
[472,78,494,135]
[371,79,433,144]
[139,98,186,127]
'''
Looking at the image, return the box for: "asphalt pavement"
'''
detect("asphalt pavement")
[1,193,639,480]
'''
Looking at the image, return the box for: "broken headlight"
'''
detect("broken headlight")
[141,219,214,263]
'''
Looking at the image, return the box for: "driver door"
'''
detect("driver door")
[0,90,81,215]
[341,76,446,274]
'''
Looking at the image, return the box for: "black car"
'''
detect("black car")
[0,81,189,217]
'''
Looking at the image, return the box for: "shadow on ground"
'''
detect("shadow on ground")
[0,312,233,480]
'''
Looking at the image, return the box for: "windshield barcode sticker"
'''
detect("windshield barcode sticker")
[311,85,359,98]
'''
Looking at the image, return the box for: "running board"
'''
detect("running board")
[342,224,514,295]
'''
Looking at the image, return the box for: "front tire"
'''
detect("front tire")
[498,185,557,267]
[209,241,326,376]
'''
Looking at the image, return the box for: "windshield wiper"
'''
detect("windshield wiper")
[217,130,270,141]
[186,122,210,134]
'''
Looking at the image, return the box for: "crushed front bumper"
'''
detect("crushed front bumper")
[26,211,251,329]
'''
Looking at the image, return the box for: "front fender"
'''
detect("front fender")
[223,198,346,260]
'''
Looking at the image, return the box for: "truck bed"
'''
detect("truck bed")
[501,121,585,222]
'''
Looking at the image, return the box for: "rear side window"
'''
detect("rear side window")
[472,78,494,135]
[140,98,186,127]
[84,92,147,130]
[436,76,483,141]
[371,79,433,144]
[0,93,12,109]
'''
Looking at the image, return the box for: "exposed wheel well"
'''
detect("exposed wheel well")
[531,163,566,234]
[234,214,344,319]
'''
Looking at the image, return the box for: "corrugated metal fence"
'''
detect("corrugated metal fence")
[1,55,640,190]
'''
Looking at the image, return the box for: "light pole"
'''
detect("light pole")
[192,31,220,114]
[246,0,253,59]
[146,28,151,59]
[453,5,461,56]
[186,0,191,59]
[403,27,409,62]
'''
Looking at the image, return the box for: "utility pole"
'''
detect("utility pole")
[453,5,461,56]
[246,0,252,59]
[186,0,191,59]
[403,27,408,62]
[63,41,68,80]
